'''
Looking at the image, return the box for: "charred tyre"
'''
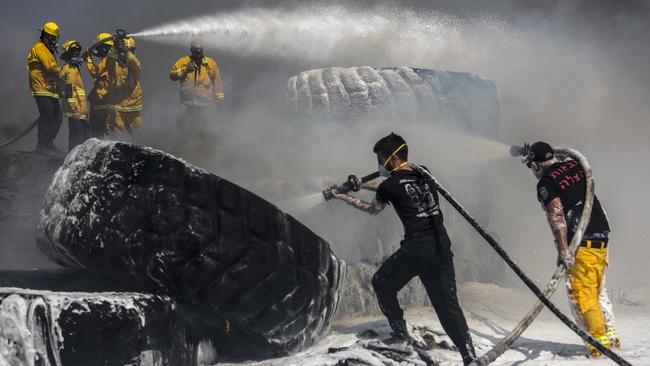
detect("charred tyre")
[37,139,344,358]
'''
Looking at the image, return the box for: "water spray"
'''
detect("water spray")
[129,6,512,64]
[322,172,380,201]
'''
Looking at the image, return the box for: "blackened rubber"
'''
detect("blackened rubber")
[37,139,344,357]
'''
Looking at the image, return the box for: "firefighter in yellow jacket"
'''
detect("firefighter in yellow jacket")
[59,40,89,151]
[169,41,223,155]
[169,41,224,107]
[27,21,63,155]
[105,36,143,135]
[85,33,112,138]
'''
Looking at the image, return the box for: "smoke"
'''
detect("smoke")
[1,1,650,301]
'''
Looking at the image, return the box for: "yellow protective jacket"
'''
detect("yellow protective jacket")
[26,41,61,98]
[86,55,109,110]
[169,55,224,107]
[105,50,143,113]
[59,64,88,120]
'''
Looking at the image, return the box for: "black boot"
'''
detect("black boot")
[460,335,477,365]
[35,142,63,157]
[389,319,411,341]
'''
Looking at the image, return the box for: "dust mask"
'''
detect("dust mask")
[378,164,390,177]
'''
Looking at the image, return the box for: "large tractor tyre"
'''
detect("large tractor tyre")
[0,288,191,366]
[287,66,501,138]
[36,139,344,358]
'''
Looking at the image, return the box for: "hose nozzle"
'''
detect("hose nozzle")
[510,142,530,158]
[323,171,381,201]
[323,175,362,201]
[115,29,129,40]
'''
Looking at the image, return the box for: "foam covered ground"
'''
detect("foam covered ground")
[219,282,649,365]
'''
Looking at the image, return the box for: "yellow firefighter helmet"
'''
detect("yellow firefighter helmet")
[41,21,60,38]
[96,32,114,46]
[62,40,81,54]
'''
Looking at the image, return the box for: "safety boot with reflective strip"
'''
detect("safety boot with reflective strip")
[607,329,621,349]
[586,336,611,358]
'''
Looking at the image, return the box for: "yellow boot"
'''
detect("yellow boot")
[607,329,621,349]
[586,336,611,358]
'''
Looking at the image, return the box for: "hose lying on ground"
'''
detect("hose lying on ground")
[416,152,631,366]
[471,147,597,365]
[0,118,38,150]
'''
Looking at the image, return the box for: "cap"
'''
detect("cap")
[529,141,554,162]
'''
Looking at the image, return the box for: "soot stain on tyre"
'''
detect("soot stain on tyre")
[36,139,344,360]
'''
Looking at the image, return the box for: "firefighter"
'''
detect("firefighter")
[105,35,143,135]
[169,41,224,108]
[329,133,476,365]
[85,33,111,138]
[524,141,620,358]
[27,21,63,155]
[59,40,89,151]
[169,41,224,149]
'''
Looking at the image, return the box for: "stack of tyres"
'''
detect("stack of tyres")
[36,139,344,359]
[287,66,501,139]
[0,288,191,366]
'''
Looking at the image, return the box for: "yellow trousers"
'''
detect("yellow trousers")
[566,246,608,339]
[107,110,143,135]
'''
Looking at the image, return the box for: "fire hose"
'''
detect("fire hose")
[0,30,130,151]
[469,146,609,365]
[324,147,631,365]
[433,148,630,366]
[0,118,39,150]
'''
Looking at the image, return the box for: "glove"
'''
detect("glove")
[557,250,575,270]
[324,184,343,201]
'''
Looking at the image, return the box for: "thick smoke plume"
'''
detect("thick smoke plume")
[1,1,649,304]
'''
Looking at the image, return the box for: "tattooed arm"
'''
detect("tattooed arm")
[331,191,386,215]
[544,197,573,268]
[360,178,382,192]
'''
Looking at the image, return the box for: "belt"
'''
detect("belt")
[580,240,608,249]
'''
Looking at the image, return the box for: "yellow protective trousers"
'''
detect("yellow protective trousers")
[566,245,608,340]
[106,110,143,135]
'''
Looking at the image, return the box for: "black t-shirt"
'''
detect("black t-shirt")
[376,168,444,243]
[536,159,610,240]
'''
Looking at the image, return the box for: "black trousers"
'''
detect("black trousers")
[68,117,90,151]
[34,96,63,146]
[372,246,475,362]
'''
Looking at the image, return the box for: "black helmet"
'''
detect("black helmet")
[525,141,554,167]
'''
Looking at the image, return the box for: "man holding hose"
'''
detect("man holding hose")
[524,141,620,358]
[329,132,476,365]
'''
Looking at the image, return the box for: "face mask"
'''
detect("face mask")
[378,164,391,177]
[191,48,204,60]
[379,143,408,177]
[69,56,83,66]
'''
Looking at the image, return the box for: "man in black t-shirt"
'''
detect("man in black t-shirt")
[525,141,619,357]
[331,133,476,365]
